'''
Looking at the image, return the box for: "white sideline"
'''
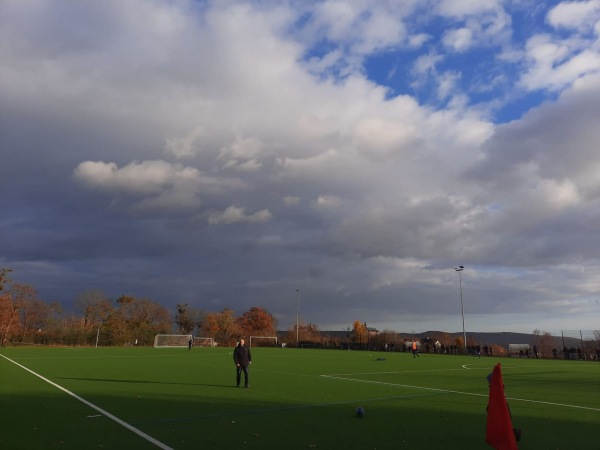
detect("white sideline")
[0,354,174,450]
[320,374,600,412]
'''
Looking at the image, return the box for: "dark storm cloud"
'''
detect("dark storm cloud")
[2,0,600,334]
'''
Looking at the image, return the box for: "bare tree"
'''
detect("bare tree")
[175,303,194,333]
[533,329,556,358]
[75,290,111,329]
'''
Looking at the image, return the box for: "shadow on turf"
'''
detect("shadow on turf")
[54,377,236,388]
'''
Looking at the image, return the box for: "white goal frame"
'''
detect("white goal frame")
[193,337,216,347]
[249,336,278,347]
[153,334,192,348]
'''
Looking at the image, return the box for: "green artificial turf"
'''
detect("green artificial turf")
[1,346,598,449]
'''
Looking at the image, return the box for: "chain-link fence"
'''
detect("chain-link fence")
[557,330,600,360]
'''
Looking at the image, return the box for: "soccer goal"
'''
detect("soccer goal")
[193,337,216,347]
[249,336,278,347]
[153,334,192,348]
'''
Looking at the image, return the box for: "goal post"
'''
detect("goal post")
[249,336,278,347]
[153,334,192,348]
[193,337,216,347]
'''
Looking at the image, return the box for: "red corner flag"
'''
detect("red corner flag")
[486,363,518,450]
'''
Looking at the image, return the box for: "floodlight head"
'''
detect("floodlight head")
[454,265,464,272]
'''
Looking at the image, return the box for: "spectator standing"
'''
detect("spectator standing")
[412,341,419,358]
[233,338,252,388]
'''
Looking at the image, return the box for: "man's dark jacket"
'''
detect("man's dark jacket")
[233,344,252,366]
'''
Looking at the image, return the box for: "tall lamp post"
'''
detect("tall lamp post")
[296,289,300,346]
[454,265,467,353]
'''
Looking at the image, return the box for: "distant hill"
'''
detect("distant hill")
[281,330,582,348]
[419,331,539,347]
[417,331,585,348]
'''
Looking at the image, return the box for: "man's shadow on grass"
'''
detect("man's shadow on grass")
[55,377,236,388]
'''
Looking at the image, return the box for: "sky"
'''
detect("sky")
[2,0,600,336]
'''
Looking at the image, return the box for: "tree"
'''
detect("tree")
[175,303,194,334]
[200,309,241,345]
[434,332,453,347]
[455,336,465,350]
[532,329,555,358]
[71,290,114,345]
[236,307,277,337]
[0,268,12,291]
[1,283,36,344]
[41,301,64,344]
[107,295,171,346]
[20,295,48,343]
[369,329,402,349]
[0,269,20,342]
[128,298,171,345]
[75,290,112,330]
[352,320,367,344]
[286,322,322,344]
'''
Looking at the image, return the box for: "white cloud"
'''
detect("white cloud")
[411,52,444,81]
[437,0,504,17]
[521,34,600,91]
[435,70,462,100]
[73,160,189,195]
[73,160,246,214]
[165,127,206,159]
[408,33,430,48]
[443,27,473,52]
[308,1,409,53]
[218,134,265,172]
[547,0,600,30]
[207,206,272,225]
[435,0,512,51]
[313,194,343,209]
[352,117,422,160]
[282,196,300,206]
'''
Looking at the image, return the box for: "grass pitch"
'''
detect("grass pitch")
[1,346,598,449]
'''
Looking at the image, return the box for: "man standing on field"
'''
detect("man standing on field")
[234,338,252,388]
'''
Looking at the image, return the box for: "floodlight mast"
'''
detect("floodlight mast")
[454,265,467,353]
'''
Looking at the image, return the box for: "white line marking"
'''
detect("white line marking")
[327,367,483,376]
[320,374,600,412]
[0,354,174,450]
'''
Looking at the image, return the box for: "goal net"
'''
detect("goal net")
[249,336,278,347]
[193,337,216,347]
[153,334,192,348]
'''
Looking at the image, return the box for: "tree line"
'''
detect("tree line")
[0,268,430,349]
[0,268,567,354]
[0,268,280,347]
